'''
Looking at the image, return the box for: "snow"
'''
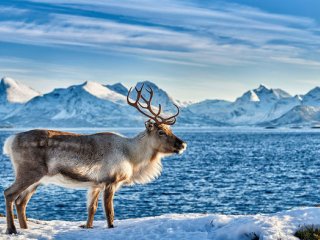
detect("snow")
[302,87,320,107]
[227,85,294,125]
[267,105,320,126]
[0,207,319,239]
[185,85,298,126]
[106,83,128,96]
[0,77,40,103]
[3,81,142,127]
[236,90,260,103]
[295,95,303,101]
[136,81,181,111]
[257,84,269,91]
[52,109,76,120]
[1,76,320,127]
[82,81,126,103]
[248,90,260,102]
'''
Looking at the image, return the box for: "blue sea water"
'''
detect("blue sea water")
[1,128,320,222]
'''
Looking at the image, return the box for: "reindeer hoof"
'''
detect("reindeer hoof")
[79,224,93,229]
[108,224,114,228]
[6,227,17,235]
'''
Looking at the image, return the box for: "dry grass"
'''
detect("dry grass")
[295,225,320,240]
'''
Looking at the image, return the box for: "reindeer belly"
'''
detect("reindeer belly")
[44,156,103,188]
[40,174,96,189]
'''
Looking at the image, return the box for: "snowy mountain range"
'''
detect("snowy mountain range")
[186,84,305,127]
[0,77,320,128]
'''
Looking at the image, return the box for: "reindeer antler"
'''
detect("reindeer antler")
[127,84,180,125]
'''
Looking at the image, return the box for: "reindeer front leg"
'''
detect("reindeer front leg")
[103,184,115,228]
[80,186,101,229]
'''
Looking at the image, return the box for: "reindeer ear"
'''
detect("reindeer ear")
[145,120,155,131]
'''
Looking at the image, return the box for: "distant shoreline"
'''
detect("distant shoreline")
[1,126,320,133]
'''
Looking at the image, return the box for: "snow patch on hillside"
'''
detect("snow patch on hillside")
[52,109,76,120]
[241,90,260,102]
[1,207,319,240]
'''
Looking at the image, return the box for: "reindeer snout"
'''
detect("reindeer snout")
[174,139,187,154]
[181,142,187,150]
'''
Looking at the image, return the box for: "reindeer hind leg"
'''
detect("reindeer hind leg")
[15,183,39,229]
[4,168,45,234]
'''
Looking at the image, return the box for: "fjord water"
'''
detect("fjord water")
[1,128,320,221]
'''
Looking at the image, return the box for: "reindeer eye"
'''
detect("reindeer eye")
[158,130,166,136]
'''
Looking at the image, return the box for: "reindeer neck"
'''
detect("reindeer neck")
[127,131,158,164]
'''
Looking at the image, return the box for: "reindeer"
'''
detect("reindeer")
[3,84,187,234]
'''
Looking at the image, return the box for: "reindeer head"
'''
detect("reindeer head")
[127,84,187,155]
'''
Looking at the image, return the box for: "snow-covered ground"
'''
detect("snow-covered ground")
[0,207,319,240]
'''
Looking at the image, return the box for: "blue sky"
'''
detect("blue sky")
[1,0,320,101]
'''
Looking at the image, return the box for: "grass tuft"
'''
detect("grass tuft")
[295,225,320,240]
[244,232,260,240]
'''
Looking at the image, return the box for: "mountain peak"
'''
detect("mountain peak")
[302,86,320,107]
[238,90,260,102]
[106,83,128,96]
[308,86,320,94]
[1,77,18,86]
[256,84,269,91]
[82,80,103,88]
[134,81,181,111]
[137,81,161,90]
[251,84,291,100]
[81,81,126,102]
[0,76,40,103]
[304,86,320,99]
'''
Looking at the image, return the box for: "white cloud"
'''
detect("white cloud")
[271,57,320,68]
[0,6,29,15]
[1,0,320,68]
